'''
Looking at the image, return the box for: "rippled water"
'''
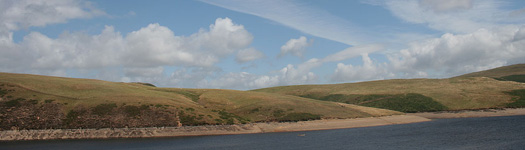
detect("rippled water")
[2,115,525,150]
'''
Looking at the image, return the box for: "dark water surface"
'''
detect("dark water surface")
[2,115,525,150]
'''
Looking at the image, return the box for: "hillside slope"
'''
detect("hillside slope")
[0,72,399,130]
[458,64,525,78]
[254,65,525,112]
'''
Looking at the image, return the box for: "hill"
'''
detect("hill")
[0,72,399,130]
[457,64,525,83]
[458,64,525,78]
[254,64,525,112]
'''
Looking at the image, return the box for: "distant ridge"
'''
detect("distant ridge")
[457,64,525,78]
[254,64,525,112]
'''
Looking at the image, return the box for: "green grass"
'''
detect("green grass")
[301,93,447,113]
[494,75,525,83]
[505,89,525,108]
[359,94,447,113]
[458,64,525,78]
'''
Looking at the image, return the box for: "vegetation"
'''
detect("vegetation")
[92,103,118,116]
[360,94,447,113]
[254,64,525,110]
[276,113,321,122]
[0,88,7,97]
[505,89,525,108]
[494,75,525,83]
[133,82,156,87]
[301,93,447,113]
[5,98,23,107]
[0,72,400,129]
[3,64,523,129]
[457,64,525,78]
[217,110,250,124]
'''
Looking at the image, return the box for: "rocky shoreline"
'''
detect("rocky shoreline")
[0,115,429,141]
[4,108,525,141]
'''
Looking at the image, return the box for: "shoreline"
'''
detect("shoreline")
[0,115,429,141]
[411,108,525,119]
[2,108,525,141]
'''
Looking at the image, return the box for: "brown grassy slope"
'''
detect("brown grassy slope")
[0,72,400,127]
[253,77,525,110]
[458,64,525,78]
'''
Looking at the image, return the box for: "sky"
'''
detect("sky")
[1,0,525,90]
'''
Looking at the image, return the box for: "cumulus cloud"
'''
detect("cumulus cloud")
[279,36,312,58]
[200,59,321,89]
[388,25,525,78]
[278,58,321,85]
[331,53,391,82]
[235,48,265,63]
[0,17,254,74]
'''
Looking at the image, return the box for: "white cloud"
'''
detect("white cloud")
[0,0,104,31]
[279,36,312,58]
[388,25,525,78]
[200,0,370,45]
[124,67,164,77]
[0,16,261,89]
[322,44,383,62]
[124,23,195,67]
[202,72,279,89]
[199,59,321,89]
[331,53,391,82]
[380,0,525,33]
[0,17,254,71]
[277,58,321,85]
[419,0,472,12]
[236,47,265,63]
[188,17,254,56]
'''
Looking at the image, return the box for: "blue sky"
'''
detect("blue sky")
[1,0,525,90]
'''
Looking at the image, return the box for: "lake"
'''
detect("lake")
[2,115,525,150]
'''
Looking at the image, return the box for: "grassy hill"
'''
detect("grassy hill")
[0,72,399,130]
[457,64,525,83]
[254,64,525,112]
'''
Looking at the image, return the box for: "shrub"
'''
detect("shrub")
[92,103,117,116]
[360,93,448,113]
[277,113,321,122]
[123,105,145,117]
[218,110,250,124]
[0,88,7,97]
[4,99,22,107]
[306,93,447,113]
[272,109,285,117]
[494,75,525,83]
